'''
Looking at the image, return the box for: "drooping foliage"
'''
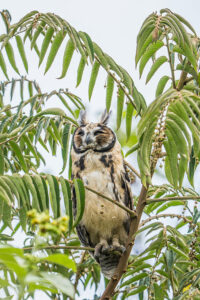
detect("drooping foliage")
[0,8,200,300]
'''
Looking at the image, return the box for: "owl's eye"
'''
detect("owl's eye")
[94,130,104,136]
[78,130,84,136]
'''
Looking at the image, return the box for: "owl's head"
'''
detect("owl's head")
[72,110,116,153]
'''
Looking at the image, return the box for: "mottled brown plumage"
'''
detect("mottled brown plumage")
[71,111,133,278]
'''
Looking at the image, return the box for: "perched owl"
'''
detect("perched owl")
[71,110,133,278]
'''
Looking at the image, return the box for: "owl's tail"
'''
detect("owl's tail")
[98,253,121,279]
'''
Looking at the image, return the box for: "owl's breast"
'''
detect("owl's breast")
[72,150,129,244]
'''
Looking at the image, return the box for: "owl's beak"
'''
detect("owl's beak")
[85,134,93,145]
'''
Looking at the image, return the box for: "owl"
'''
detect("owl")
[71,110,133,278]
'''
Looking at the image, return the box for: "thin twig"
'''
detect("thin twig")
[146,195,200,204]
[74,251,86,292]
[100,185,148,300]
[124,160,141,179]
[139,213,193,228]
[64,178,136,217]
[23,245,94,252]
[85,185,137,217]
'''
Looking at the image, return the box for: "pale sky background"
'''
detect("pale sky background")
[1,0,200,299]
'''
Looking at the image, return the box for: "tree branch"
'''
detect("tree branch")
[100,185,148,300]
[124,160,141,179]
[74,251,86,293]
[23,245,94,252]
[65,178,137,217]
[139,213,193,228]
[176,70,188,91]
[85,185,137,217]
[146,195,200,204]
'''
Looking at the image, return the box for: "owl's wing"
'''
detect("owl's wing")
[72,178,94,249]
[76,224,94,248]
[121,162,134,210]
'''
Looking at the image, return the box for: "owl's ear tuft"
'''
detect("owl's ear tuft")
[100,109,111,125]
[79,110,87,126]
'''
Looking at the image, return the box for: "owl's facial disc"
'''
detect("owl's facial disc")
[73,123,116,153]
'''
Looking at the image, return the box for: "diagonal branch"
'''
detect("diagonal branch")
[65,178,137,217]
[139,213,193,228]
[23,245,94,252]
[100,185,148,300]
[146,195,200,204]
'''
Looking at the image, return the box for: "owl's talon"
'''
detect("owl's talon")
[109,245,126,255]
[101,245,110,254]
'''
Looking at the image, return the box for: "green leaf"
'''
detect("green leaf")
[164,132,178,188]
[58,39,75,79]
[120,273,148,288]
[32,175,47,211]
[31,21,45,49]
[15,36,28,73]
[79,31,94,63]
[76,57,86,87]
[136,25,154,66]
[5,42,19,74]
[93,42,109,70]
[154,283,164,300]
[127,286,147,297]
[39,27,54,66]
[45,31,66,74]
[0,186,11,207]
[166,119,188,156]
[46,175,59,218]
[88,61,100,100]
[168,244,188,260]
[116,87,125,130]
[9,141,28,173]
[56,94,75,117]
[34,108,66,119]
[60,177,73,232]
[23,174,40,211]
[139,40,164,77]
[73,178,85,227]
[0,51,9,79]
[42,253,76,272]
[125,143,139,157]
[126,102,134,141]
[157,201,184,213]
[60,123,72,174]
[41,272,74,298]
[106,74,114,112]
[146,56,168,83]
[19,207,27,232]
[0,147,4,175]
[3,202,12,229]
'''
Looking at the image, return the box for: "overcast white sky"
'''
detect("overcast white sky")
[1,1,200,299]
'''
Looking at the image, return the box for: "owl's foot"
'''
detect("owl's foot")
[110,237,126,255]
[110,244,126,255]
[94,239,109,261]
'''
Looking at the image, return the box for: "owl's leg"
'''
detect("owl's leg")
[94,238,109,260]
[111,236,126,254]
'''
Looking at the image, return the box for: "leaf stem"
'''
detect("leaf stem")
[146,195,200,204]
[139,213,193,228]
[124,160,141,179]
[63,178,136,217]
